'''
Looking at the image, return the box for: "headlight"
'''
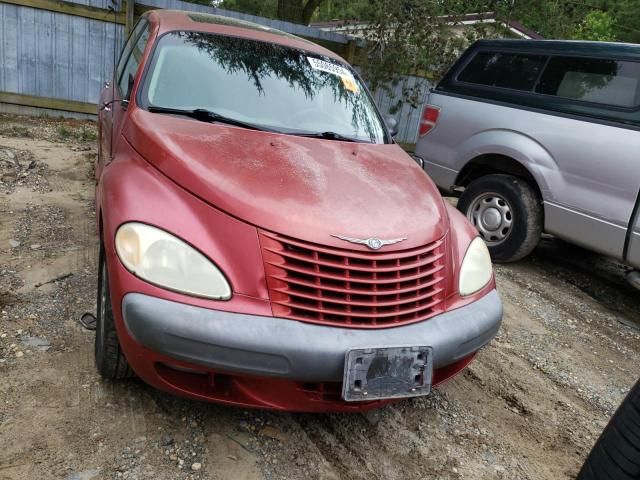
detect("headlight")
[459,237,492,296]
[115,222,231,300]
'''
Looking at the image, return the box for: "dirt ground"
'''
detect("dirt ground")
[0,114,639,480]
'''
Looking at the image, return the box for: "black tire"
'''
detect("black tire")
[578,379,640,480]
[458,174,542,263]
[95,245,133,380]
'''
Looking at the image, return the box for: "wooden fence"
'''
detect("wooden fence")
[0,0,428,143]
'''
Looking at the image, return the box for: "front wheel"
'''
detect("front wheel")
[95,245,133,380]
[458,174,542,263]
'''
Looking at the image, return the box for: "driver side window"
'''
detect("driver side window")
[117,20,151,98]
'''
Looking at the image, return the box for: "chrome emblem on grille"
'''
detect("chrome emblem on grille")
[331,235,407,250]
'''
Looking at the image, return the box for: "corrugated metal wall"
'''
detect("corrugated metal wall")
[369,75,431,144]
[0,0,427,142]
[0,1,124,105]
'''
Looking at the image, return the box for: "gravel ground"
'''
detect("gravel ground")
[0,113,638,480]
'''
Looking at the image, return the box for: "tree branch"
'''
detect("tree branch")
[302,0,324,25]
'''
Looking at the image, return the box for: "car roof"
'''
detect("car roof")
[144,9,344,62]
[471,39,640,59]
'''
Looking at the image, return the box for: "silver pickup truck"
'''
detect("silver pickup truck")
[415,39,640,278]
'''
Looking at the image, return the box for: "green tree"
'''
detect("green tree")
[591,0,640,43]
[360,0,503,102]
[276,0,326,24]
[573,10,616,41]
[219,0,327,24]
[501,0,586,39]
[218,0,277,18]
[500,0,638,43]
[314,0,374,22]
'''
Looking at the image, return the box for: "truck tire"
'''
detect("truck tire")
[95,245,133,380]
[578,379,640,480]
[458,174,542,263]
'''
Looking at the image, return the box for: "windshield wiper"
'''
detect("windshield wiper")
[290,131,371,143]
[147,105,273,132]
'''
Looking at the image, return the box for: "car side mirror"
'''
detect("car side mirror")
[410,154,425,168]
[385,116,398,137]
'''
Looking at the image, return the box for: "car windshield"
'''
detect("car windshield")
[140,31,388,143]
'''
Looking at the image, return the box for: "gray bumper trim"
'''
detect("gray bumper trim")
[122,290,502,382]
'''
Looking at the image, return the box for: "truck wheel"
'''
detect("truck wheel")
[577,379,640,479]
[458,174,542,262]
[95,245,133,379]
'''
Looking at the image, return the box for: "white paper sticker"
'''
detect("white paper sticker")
[307,57,359,92]
[308,57,352,80]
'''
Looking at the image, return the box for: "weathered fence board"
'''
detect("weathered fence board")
[0,90,98,114]
[0,0,124,109]
[0,0,126,23]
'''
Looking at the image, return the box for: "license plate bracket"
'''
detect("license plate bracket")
[342,346,433,402]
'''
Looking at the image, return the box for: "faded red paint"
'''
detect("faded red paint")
[124,109,447,250]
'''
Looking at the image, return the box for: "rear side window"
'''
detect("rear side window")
[536,56,640,108]
[458,52,547,91]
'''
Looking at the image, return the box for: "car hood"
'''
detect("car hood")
[124,109,447,250]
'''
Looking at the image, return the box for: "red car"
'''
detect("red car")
[95,10,502,412]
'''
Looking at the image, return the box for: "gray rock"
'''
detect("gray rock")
[21,336,51,352]
[65,468,100,480]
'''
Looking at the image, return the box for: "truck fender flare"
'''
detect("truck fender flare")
[455,128,559,200]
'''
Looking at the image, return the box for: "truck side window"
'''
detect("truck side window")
[117,22,151,98]
[457,52,547,91]
[536,56,640,108]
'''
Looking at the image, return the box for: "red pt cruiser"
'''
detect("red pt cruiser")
[96,10,502,412]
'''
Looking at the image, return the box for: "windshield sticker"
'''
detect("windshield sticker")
[307,57,359,93]
[341,75,359,93]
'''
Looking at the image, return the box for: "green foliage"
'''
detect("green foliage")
[497,1,635,43]
[219,0,372,23]
[573,11,616,41]
[80,128,97,142]
[219,0,327,24]
[500,0,584,40]
[360,0,503,104]
[314,0,374,22]
[57,125,70,138]
[218,0,277,19]
[590,0,640,43]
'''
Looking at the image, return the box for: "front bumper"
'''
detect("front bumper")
[122,289,502,383]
